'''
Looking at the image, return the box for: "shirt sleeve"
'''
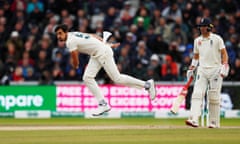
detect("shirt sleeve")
[66,36,78,52]
[218,36,225,50]
[193,39,199,54]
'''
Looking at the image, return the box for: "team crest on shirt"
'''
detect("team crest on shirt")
[198,41,201,46]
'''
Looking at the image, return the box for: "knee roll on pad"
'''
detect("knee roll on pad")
[208,90,220,104]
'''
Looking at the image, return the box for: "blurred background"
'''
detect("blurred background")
[0,0,239,118]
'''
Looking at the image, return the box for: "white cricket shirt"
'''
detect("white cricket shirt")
[66,32,106,57]
[193,33,225,68]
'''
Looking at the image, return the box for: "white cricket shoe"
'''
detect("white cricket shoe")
[147,79,156,100]
[185,119,199,128]
[92,103,111,116]
[208,121,218,128]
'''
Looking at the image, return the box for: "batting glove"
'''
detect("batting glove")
[186,66,196,81]
[186,69,194,81]
[220,63,230,78]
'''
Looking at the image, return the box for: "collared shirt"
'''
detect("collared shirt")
[66,32,106,57]
[194,33,225,68]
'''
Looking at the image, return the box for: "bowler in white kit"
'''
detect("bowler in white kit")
[55,24,156,116]
[186,18,229,128]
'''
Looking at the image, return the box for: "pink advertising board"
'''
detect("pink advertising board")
[57,84,185,112]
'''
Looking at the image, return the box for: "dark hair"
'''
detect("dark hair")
[54,24,68,33]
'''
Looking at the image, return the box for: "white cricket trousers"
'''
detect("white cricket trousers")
[82,45,146,102]
[190,66,223,126]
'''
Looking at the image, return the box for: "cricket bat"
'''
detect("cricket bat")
[170,76,194,114]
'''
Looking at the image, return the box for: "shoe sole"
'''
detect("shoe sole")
[208,126,218,128]
[185,120,198,128]
[170,110,177,115]
[92,108,111,116]
[149,80,156,100]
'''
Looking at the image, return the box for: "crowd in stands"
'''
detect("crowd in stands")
[1,0,240,85]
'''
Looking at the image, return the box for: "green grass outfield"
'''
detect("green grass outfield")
[0,118,239,144]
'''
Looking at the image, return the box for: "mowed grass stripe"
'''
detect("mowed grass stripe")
[0,118,239,126]
[0,129,240,144]
[0,118,239,144]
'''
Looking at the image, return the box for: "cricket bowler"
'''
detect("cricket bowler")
[185,18,229,128]
[54,24,156,116]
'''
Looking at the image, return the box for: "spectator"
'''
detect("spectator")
[116,44,132,74]
[170,24,188,46]
[23,35,37,58]
[12,66,24,82]
[25,67,37,81]
[34,34,53,60]
[28,6,44,24]
[150,8,161,28]
[134,5,151,30]
[120,9,133,27]
[143,65,160,81]
[26,0,44,14]
[161,55,178,81]
[35,50,51,77]
[90,9,104,31]
[52,40,69,68]
[228,58,240,81]
[7,31,24,53]
[18,55,34,79]
[64,56,83,80]
[144,54,161,80]
[225,40,237,66]
[132,40,151,67]
[132,60,147,79]
[0,17,8,48]
[18,51,34,66]
[149,34,169,54]
[75,9,87,28]
[121,32,137,55]
[144,25,156,47]
[52,65,64,81]
[104,6,117,30]
[38,70,53,85]
[135,17,145,37]
[1,1,12,19]
[219,0,238,14]
[162,1,182,23]
[119,1,137,22]
[154,17,172,44]
[168,41,182,63]
[45,0,59,14]
[4,41,21,65]
[28,23,41,42]
[59,0,78,15]
[179,55,191,81]
[65,67,79,81]
[13,19,28,40]
[77,18,91,33]
[9,9,26,28]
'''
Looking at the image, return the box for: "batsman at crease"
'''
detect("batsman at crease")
[185,17,229,128]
